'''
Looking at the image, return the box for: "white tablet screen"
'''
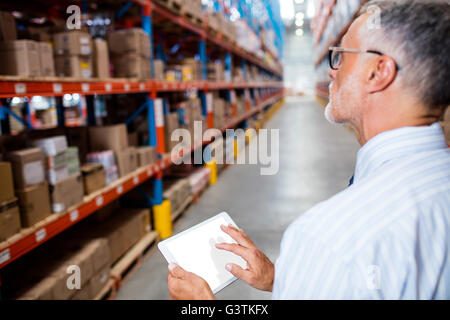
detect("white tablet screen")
[163,214,247,293]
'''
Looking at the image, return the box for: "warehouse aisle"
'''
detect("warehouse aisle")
[116,95,361,300]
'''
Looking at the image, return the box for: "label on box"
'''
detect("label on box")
[230,90,236,103]
[80,45,91,55]
[82,69,92,79]
[24,161,45,186]
[70,210,79,222]
[52,203,65,213]
[80,37,89,45]
[15,83,26,94]
[100,273,108,284]
[35,229,46,242]
[154,99,164,127]
[0,249,10,265]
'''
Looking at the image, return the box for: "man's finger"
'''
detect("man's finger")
[169,263,186,279]
[215,242,251,261]
[225,263,252,284]
[221,224,255,248]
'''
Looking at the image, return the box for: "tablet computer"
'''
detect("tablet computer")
[158,212,247,294]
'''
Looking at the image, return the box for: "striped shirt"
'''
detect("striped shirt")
[272,123,450,299]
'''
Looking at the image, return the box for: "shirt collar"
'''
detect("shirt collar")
[354,122,448,183]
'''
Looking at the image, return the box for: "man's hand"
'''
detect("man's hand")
[216,224,274,292]
[167,263,216,300]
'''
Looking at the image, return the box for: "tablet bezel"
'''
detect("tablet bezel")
[158,212,241,294]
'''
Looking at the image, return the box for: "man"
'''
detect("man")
[167,0,450,299]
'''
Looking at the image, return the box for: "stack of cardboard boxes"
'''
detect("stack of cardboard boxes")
[0,162,21,242]
[207,61,225,82]
[11,238,111,300]
[213,97,226,129]
[88,124,137,178]
[163,178,191,215]
[54,31,93,79]
[0,11,55,77]
[86,151,118,186]
[33,136,84,213]
[108,28,151,79]
[7,148,52,228]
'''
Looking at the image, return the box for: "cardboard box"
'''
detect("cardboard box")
[0,198,21,241]
[89,124,128,153]
[164,112,180,152]
[116,147,137,177]
[93,39,110,78]
[55,55,93,79]
[85,238,111,272]
[154,59,165,80]
[49,174,84,213]
[136,146,157,167]
[107,28,150,58]
[33,136,68,157]
[71,281,92,300]
[16,182,51,228]
[89,265,110,299]
[81,163,106,195]
[45,151,69,185]
[7,148,45,190]
[38,42,55,77]
[15,276,56,300]
[0,40,40,76]
[53,31,92,56]
[111,53,150,79]
[0,11,17,41]
[66,147,80,175]
[0,162,15,203]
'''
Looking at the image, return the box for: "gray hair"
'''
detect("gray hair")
[358,0,450,113]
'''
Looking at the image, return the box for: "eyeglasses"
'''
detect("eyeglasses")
[328,47,401,71]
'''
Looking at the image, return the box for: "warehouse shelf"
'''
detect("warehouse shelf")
[0,77,284,98]
[0,91,284,270]
[313,0,369,67]
[148,0,283,77]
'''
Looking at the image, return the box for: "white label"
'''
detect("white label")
[154,164,159,171]
[133,176,139,185]
[15,83,26,94]
[24,161,45,186]
[53,83,62,93]
[70,210,79,222]
[82,69,92,79]
[0,249,11,265]
[80,45,91,55]
[206,93,213,112]
[35,229,46,242]
[82,83,90,92]
[139,83,145,90]
[105,83,112,91]
[154,99,164,127]
[230,90,236,103]
[80,37,89,44]
[116,185,123,195]
[124,83,130,91]
[100,273,108,284]
[96,196,104,207]
[147,168,153,176]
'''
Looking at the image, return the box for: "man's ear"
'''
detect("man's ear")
[366,56,397,93]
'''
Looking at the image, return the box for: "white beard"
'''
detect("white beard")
[324,82,339,125]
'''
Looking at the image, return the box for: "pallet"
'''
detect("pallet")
[172,195,194,223]
[111,231,159,290]
[93,279,116,300]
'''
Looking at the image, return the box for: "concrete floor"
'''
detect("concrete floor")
[116,95,361,300]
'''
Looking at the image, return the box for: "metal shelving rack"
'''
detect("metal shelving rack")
[0,0,285,292]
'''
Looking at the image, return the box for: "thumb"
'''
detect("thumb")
[169,263,186,279]
[226,263,251,282]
